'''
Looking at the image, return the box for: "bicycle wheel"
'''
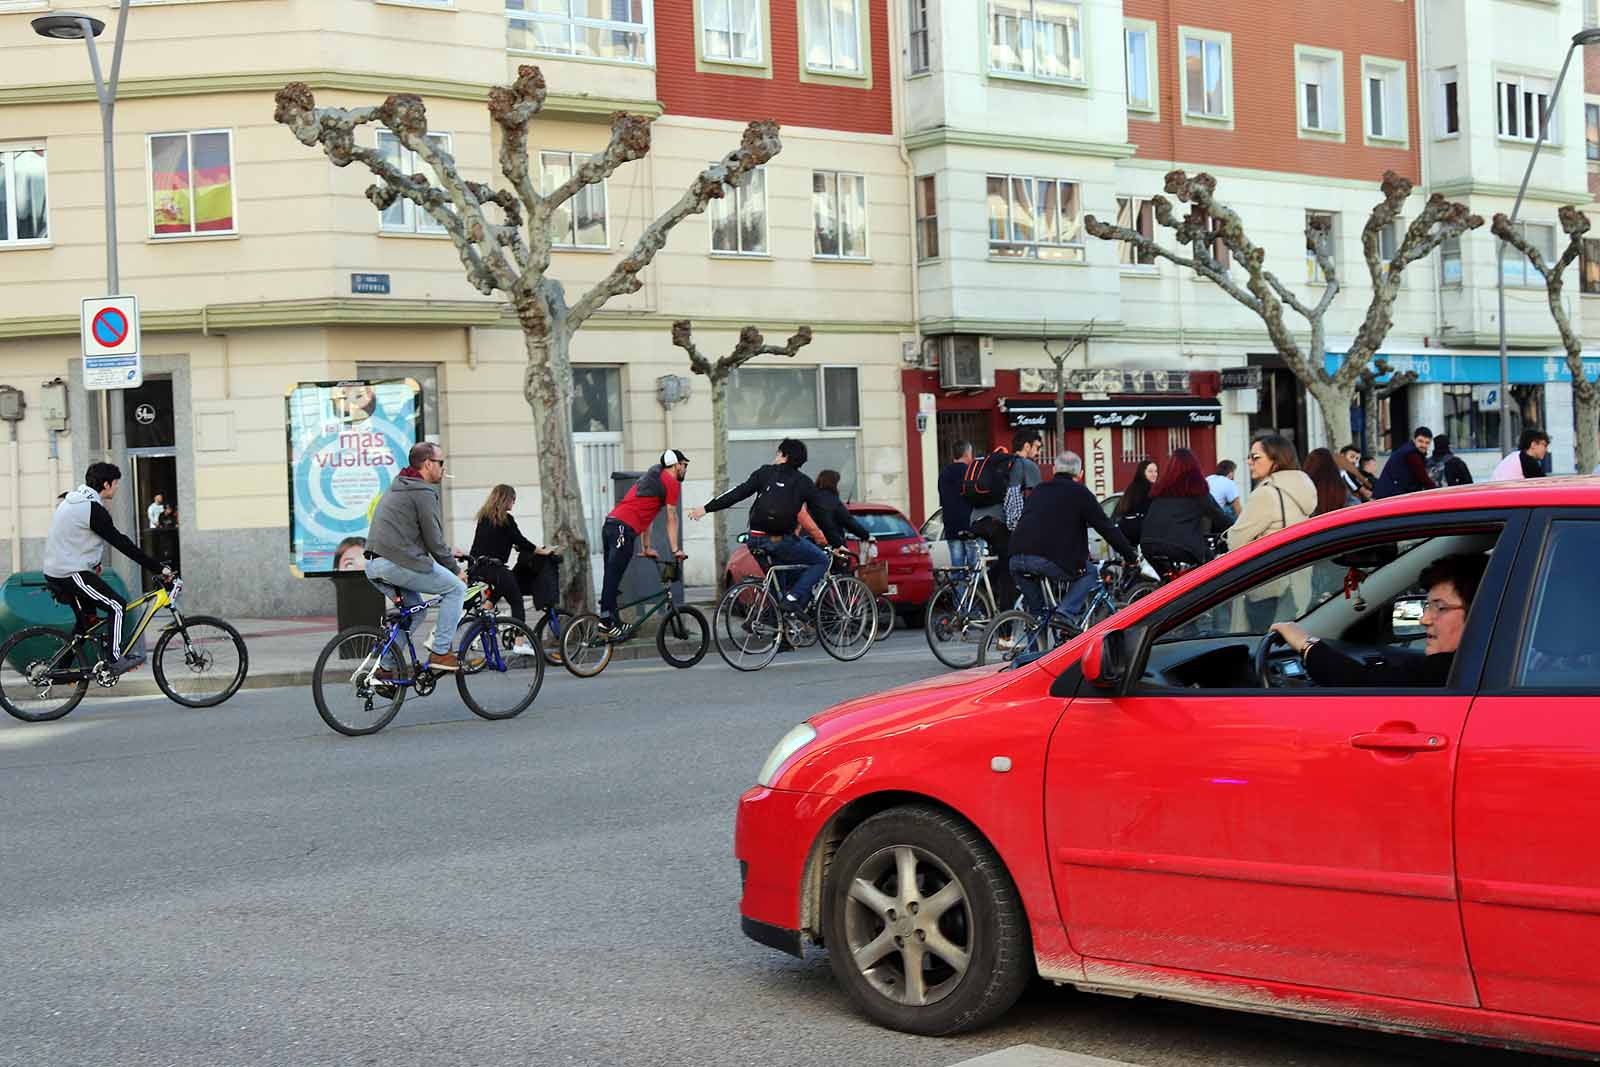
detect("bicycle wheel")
[977,610,1041,667]
[714,579,782,672]
[560,613,615,678]
[816,576,876,662]
[152,615,248,708]
[923,583,995,670]
[532,612,565,667]
[873,596,895,642]
[1080,592,1118,632]
[312,626,406,737]
[456,617,545,719]
[0,626,89,723]
[657,606,709,668]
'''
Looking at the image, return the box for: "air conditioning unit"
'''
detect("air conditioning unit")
[937,334,995,390]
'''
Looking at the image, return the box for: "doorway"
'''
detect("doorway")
[124,378,180,590]
[1248,358,1308,454]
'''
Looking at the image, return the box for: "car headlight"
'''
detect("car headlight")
[757,723,817,787]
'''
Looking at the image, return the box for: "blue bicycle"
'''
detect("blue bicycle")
[310,557,545,736]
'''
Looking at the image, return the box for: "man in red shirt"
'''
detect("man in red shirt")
[599,449,689,635]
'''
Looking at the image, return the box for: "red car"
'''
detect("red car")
[724,502,935,622]
[737,480,1600,1056]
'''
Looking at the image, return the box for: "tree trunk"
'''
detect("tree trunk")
[1576,378,1600,476]
[521,318,594,612]
[710,375,730,587]
[1308,379,1352,462]
[1054,360,1066,447]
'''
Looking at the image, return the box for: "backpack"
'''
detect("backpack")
[961,449,1017,507]
[748,467,809,534]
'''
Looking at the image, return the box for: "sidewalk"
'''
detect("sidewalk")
[98,590,722,699]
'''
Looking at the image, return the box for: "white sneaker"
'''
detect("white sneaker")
[510,639,537,657]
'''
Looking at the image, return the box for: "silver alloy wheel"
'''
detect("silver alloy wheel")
[842,844,973,1007]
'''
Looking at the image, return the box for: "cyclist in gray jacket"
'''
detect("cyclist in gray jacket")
[364,441,465,673]
[43,461,171,675]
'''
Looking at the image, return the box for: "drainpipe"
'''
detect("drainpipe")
[202,305,232,400]
[888,0,925,515]
[10,424,21,572]
[1415,0,1444,348]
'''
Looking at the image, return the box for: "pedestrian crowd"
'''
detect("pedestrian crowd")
[934,419,1574,623]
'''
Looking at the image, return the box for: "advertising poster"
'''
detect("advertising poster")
[286,379,421,576]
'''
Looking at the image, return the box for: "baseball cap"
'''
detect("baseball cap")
[661,449,690,467]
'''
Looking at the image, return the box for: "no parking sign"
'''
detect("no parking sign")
[80,295,143,390]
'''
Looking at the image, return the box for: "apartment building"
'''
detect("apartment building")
[894,0,1592,521]
[0,0,913,613]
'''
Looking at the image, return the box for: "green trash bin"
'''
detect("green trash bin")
[1,571,133,671]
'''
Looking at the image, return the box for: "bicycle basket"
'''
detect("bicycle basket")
[856,560,890,595]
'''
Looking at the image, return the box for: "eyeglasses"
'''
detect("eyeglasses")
[1247,452,1267,463]
[1421,599,1465,616]
[428,456,446,469]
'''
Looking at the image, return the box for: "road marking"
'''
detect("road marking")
[945,1045,1143,1067]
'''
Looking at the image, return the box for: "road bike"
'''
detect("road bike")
[977,561,1133,667]
[310,559,544,736]
[923,534,999,669]
[713,536,876,672]
[0,575,248,722]
[560,558,709,677]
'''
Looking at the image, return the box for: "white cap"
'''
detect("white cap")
[661,449,686,467]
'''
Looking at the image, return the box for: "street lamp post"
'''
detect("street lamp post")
[1495,28,1600,456]
[32,3,132,459]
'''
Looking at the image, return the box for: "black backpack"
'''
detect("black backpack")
[961,450,1016,507]
[748,467,809,534]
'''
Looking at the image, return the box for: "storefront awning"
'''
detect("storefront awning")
[1323,352,1600,384]
[1003,397,1222,429]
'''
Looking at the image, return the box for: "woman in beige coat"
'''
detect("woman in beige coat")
[1228,434,1318,631]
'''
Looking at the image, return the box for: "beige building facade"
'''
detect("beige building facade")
[0,0,914,613]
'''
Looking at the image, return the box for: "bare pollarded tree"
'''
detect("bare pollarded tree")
[1085,171,1482,451]
[274,67,781,609]
[1041,317,1095,445]
[1493,206,1599,475]
[670,320,814,583]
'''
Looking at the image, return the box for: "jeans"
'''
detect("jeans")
[760,534,830,606]
[599,517,637,622]
[972,515,1016,610]
[1009,554,1099,621]
[365,555,465,657]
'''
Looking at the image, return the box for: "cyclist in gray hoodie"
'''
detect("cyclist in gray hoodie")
[364,441,465,674]
[43,461,171,675]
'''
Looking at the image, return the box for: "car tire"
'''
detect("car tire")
[822,805,1031,1036]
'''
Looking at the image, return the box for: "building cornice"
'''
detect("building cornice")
[1429,179,1591,204]
[0,70,663,120]
[903,127,1136,159]
[0,300,909,340]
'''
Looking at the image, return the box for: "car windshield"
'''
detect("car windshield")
[854,512,917,539]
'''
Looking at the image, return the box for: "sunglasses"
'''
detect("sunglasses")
[1248,453,1267,462]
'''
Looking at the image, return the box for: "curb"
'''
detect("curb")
[85,636,686,698]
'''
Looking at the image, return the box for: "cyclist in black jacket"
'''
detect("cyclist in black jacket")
[692,438,831,614]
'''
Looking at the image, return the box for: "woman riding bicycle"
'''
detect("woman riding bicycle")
[469,484,557,649]
[1141,447,1233,574]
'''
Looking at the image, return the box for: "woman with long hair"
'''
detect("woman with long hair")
[1112,456,1159,547]
[1226,435,1317,630]
[1140,448,1233,568]
[468,485,555,645]
[1301,448,1352,516]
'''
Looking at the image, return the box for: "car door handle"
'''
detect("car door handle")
[1350,731,1449,752]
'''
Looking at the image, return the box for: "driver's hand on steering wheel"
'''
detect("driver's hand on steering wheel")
[1269,621,1312,653]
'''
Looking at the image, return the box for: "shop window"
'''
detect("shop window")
[822,366,860,428]
[1441,383,1543,451]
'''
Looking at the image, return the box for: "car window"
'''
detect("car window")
[1153,535,1437,644]
[854,512,917,539]
[920,509,944,541]
[1518,521,1600,688]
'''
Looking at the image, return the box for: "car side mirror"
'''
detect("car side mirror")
[1081,630,1127,689]
[1391,595,1427,639]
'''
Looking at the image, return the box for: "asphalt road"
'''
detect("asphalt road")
[0,635,1562,1067]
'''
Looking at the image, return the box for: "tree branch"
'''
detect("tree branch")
[673,320,815,384]
[487,65,548,225]
[566,120,783,330]
[544,112,653,212]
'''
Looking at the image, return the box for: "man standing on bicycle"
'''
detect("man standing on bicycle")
[43,462,173,675]
[691,438,830,616]
[364,442,465,673]
[1009,451,1137,624]
[598,449,690,638]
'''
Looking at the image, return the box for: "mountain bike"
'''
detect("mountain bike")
[923,534,998,669]
[713,536,876,672]
[310,559,544,736]
[560,558,709,677]
[0,575,248,722]
[977,561,1130,667]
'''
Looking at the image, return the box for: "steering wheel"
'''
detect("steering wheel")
[1254,629,1291,689]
